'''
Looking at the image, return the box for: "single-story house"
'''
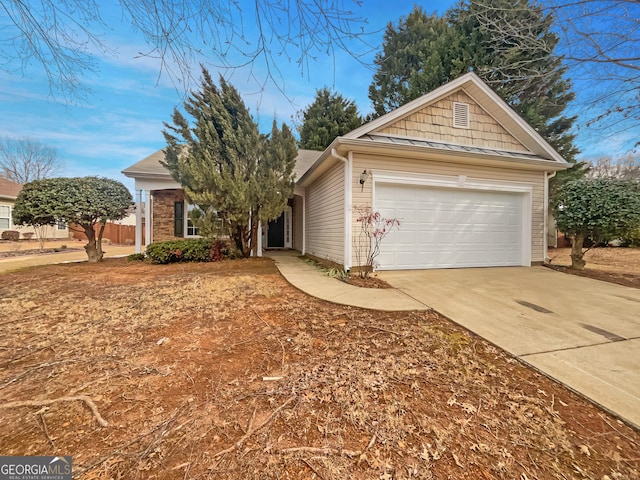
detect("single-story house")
[123,72,569,270]
[0,177,69,240]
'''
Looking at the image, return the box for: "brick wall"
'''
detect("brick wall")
[152,189,184,242]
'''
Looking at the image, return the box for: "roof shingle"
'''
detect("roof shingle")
[0,177,22,199]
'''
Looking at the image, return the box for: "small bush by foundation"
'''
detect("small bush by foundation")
[145,239,233,264]
[1,231,20,241]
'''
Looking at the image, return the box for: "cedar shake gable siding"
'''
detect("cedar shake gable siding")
[374,91,528,152]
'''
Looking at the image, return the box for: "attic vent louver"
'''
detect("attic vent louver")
[453,102,470,129]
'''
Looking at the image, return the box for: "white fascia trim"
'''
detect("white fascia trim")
[136,178,182,191]
[462,83,566,164]
[372,170,533,267]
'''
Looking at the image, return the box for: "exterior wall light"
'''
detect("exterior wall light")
[359,170,369,191]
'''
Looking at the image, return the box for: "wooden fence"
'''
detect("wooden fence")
[71,222,144,245]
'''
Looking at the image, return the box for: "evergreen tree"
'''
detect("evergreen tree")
[163,67,296,257]
[251,120,298,249]
[298,87,363,151]
[368,2,580,163]
[448,0,578,163]
[369,8,456,117]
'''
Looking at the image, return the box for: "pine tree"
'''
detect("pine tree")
[448,0,579,162]
[369,8,456,117]
[368,2,580,163]
[163,67,296,256]
[298,87,362,151]
[251,120,298,250]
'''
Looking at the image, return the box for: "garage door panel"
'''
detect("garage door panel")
[375,184,525,269]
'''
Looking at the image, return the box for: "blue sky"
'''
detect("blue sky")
[0,0,636,193]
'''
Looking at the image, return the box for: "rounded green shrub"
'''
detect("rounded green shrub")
[144,239,233,264]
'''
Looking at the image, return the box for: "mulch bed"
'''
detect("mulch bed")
[344,274,392,289]
[545,263,640,289]
[0,247,82,258]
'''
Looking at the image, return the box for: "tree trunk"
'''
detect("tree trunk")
[96,221,106,260]
[234,224,251,258]
[570,233,586,270]
[250,208,260,257]
[83,224,103,263]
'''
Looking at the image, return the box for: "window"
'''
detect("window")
[186,203,199,237]
[57,219,67,230]
[453,102,470,129]
[0,205,10,229]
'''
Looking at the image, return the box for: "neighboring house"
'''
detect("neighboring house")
[0,177,69,240]
[123,72,569,270]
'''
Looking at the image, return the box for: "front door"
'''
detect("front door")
[267,214,285,248]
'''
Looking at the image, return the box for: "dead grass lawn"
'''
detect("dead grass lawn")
[547,247,640,288]
[0,259,638,479]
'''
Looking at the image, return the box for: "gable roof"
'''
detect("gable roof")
[293,149,323,179]
[298,72,570,187]
[122,149,169,179]
[346,72,565,163]
[122,148,322,181]
[0,177,22,199]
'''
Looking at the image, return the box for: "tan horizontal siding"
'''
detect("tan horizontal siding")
[374,91,528,152]
[351,153,546,264]
[305,162,345,264]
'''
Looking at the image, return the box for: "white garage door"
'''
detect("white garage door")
[375,183,526,269]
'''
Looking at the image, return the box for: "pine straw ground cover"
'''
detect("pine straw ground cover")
[0,259,638,480]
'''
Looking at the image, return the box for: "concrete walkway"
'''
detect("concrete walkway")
[0,243,135,273]
[266,251,427,311]
[268,251,640,429]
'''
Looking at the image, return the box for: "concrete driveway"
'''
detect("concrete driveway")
[378,266,640,428]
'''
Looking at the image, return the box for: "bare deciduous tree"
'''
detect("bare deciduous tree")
[588,154,640,180]
[0,0,371,101]
[471,0,639,144]
[0,136,61,184]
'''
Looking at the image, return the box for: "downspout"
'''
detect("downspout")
[330,148,351,272]
[543,171,557,262]
[135,189,142,254]
[302,193,306,255]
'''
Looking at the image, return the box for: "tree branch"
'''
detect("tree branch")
[1,395,109,427]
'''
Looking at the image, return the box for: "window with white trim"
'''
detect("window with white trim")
[0,205,10,229]
[186,203,200,237]
[452,102,470,129]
